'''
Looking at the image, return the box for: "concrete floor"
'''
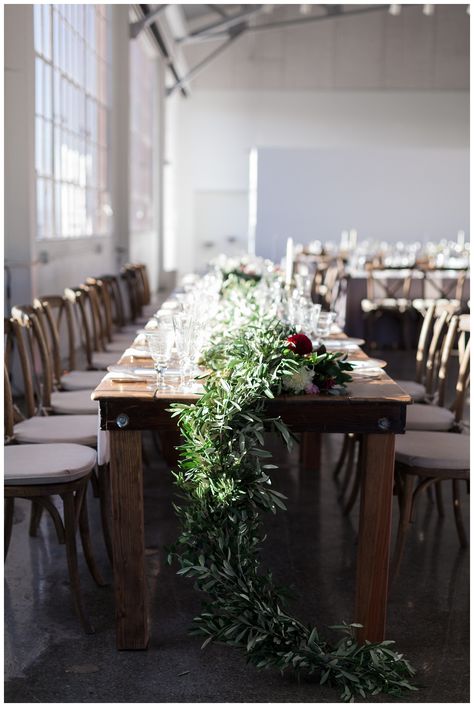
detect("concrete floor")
[4,352,470,703]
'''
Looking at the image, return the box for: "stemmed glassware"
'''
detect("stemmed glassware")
[172,312,198,392]
[314,310,337,346]
[145,317,175,392]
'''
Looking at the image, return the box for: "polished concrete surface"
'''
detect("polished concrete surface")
[5,352,469,703]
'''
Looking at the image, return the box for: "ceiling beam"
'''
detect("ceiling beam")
[167,27,245,96]
[177,5,263,43]
[129,5,168,39]
[138,4,188,98]
[192,4,390,40]
[206,4,227,18]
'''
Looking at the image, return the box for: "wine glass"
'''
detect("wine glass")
[172,312,196,391]
[315,311,337,344]
[145,325,174,392]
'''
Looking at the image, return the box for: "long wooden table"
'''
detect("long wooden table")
[93,339,411,650]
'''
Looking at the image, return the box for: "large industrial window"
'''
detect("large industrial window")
[129,34,157,234]
[34,4,112,239]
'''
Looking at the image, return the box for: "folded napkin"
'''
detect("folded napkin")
[124,347,151,358]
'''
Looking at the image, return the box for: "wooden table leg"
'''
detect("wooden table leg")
[109,430,149,650]
[354,433,395,644]
[300,432,322,471]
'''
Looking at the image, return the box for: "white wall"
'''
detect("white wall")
[255,146,469,261]
[173,89,469,276]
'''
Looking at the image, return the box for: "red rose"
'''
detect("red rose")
[286,333,313,356]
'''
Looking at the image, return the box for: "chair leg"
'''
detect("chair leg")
[78,491,108,587]
[90,470,100,499]
[435,481,445,518]
[338,434,356,500]
[97,464,114,566]
[452,479,468,549]
[61,491,95,634]
[35,496,66,544]
[29,501,43,537]
[333,434,349,479]
[5,498,14,561]
[390,473,416,584]
[343,441,362,515]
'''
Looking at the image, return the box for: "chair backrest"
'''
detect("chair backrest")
[64,286,95,367]
[457,313,470,361]
[121,265,142,322]
[136,263,151,306]
[366,266,413,301]
[35,295,77,381]
[4,362,15,441]
[424,307,452,397]
[421,267,468,303]
[84,278,113,347]
[99,274,125,329]
[5,315,38,418]
[11,306,55,411]
[413,302,436,383]
[452,336,470,423]
[435,314,459,408]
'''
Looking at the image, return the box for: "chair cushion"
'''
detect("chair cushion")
[51,390,98,415]
[406,404,455,431]
[395,380,426,402]
[14,415,98,447]
[91,351,119,370]
[4,443,96,485]
[60,370,105,391]
[395,431,470,472]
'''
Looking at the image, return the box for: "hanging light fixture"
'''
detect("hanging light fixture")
[388,5,402,16]
[423,4,434,15]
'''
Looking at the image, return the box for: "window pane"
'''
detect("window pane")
[35,3,111,239]
[44,121,53,177]
[130,36,157,233]
[34,5,43,55]
[35,117,44,174]
[37,178,45,238]
[43,4,51,61]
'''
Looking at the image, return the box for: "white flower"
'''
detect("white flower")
[282,366,314,394]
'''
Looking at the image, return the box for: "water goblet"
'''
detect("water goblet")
[145,326,175,392]
[315,311,337,345]
[172,312,196,391]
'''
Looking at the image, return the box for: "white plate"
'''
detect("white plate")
[347,358,387,369]
[107,365,182,381]
[350,370,385,380]
[324,337,365,347]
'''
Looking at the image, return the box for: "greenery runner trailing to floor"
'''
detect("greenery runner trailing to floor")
[169,275,416,702]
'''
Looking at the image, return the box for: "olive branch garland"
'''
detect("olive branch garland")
[168,299,416,701]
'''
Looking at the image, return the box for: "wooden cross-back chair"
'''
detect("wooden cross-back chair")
[4,364,105,633]
[335,306,464,517]
[390,329,470,581]
[361,265,416,350]
[97,274,126,330]
[5,310,112,563]
[11,305,99,416]
[121,265,142,322]
[32,294,105,391]
[420,267,468,306]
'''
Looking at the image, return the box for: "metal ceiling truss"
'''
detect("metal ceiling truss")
[132,4,391,97]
